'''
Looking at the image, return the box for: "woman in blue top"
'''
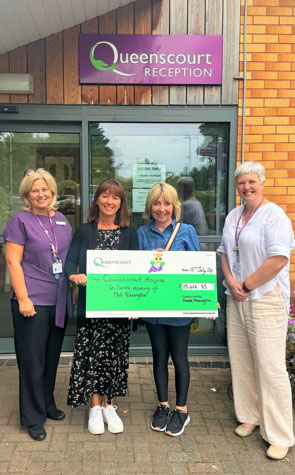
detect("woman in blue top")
[137,182,199,437]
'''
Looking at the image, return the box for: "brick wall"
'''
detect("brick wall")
[239,0,295,291]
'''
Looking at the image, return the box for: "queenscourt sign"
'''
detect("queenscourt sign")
[79,33,223,85]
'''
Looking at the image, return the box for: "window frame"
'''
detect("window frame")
[0,104,237,355]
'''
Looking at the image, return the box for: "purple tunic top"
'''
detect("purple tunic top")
[3,210,72,327]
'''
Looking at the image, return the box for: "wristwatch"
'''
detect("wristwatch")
[242,281,251,293]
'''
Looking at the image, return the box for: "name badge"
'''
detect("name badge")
[52,261,63,274]
[56,221,66,226]
[233,262,241,273]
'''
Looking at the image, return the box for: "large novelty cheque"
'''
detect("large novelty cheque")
[86,250,218,318]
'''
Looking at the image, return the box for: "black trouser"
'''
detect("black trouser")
[146,322,191,407]
[11,300,65,427]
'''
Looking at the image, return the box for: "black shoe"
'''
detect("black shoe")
[151,405,170,431]
[27,424,46,441]
[47,409,65,421]
[165,409,190,437]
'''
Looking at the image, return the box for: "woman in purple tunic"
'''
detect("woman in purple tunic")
[3,169,72,441]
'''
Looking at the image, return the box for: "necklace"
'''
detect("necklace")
[33,212,62,280]
[34,212,58,254]
[242,199,264,223]
[97,221,118,230]
[233,196,264,267]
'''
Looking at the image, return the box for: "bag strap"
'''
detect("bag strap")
[164,222,181,251]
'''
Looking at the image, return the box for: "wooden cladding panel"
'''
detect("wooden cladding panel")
[9,46,28,103]
[204,0,222,105]
[28,39,46,104]
[99,11,117,105]
[152,0,169,105]
[63,25,81,104]
[81,18,99,105]
[117,3,134,105]
[135,0,152,105]
[0,53,10,103]
[170,0,187,105]
[187,0,205,105]
[222,0,240,105]
[46,32,63,104]
[0,0,239,107]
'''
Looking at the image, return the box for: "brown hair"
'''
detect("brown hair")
[88,179,130,227]
[144,182,181,222]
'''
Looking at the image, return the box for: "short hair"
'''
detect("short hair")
[19,170,58,211]
[144,182,181,222]
[234,161,265,183]
[177,176,195,201]
[88,179,130,227]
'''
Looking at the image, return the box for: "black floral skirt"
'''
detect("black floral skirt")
[67,318,130,407]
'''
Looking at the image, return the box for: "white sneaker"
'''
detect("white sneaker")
[102,405,124,433]
[88,406,104,434]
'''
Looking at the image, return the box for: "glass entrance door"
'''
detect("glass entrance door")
[89,122,229,353]
[0,132,80,352]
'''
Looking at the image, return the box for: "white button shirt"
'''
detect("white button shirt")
[217,202,295,312]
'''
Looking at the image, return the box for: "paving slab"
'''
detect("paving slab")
[0,364,294,474]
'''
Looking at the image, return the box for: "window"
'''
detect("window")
[90,123,228,238]
[90,122,228,349]
[0,132,80,344]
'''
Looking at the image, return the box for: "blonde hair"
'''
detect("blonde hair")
[19,170,58,211]
[144,182,181,222]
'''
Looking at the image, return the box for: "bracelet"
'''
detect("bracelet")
[242,281,251,293]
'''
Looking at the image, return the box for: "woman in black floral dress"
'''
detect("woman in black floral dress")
[65,179,138,435]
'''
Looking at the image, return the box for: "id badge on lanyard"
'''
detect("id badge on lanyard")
[52,259,63,275]
[234,198,264,275]
[233,261,241,274]
[51,249,63,280]
[34,213,63,280]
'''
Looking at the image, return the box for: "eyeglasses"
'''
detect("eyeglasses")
[23,168,48,177]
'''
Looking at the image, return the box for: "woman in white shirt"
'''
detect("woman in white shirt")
[218,161,294,460]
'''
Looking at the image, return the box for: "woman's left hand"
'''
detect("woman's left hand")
[229,281,248,301]
[69,273,88,286]
[128,316,139,320]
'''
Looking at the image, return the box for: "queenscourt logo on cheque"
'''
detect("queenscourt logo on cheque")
[94,256,131,268]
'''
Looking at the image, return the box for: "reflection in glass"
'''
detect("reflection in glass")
[0,132,81,231]
[0,132,80,342]
[89,123,228,235]
[177,176,208,251]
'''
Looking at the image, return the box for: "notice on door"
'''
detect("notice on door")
[132,189,149,213]
[133,164,166,189]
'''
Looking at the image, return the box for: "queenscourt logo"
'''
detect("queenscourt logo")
[94,257,106,268]
[94,256,132,268]
[90,41,136,77]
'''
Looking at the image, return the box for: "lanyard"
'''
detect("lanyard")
[33,213,58,257]
[235,196,264,249]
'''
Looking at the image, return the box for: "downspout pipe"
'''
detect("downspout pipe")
[241,0,248,164]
